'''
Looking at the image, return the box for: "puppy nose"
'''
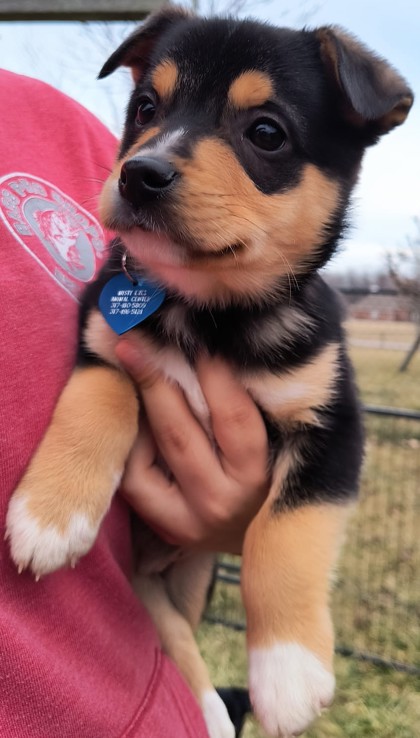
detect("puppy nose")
[119,157,178,207]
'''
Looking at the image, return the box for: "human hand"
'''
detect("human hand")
[115,335,269,554]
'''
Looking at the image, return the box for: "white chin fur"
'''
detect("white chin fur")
[249,642,335,737]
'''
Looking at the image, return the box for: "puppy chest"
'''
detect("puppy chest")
[84,308,339,431]
[242,342,339,427]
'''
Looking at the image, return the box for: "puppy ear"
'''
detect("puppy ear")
[98,5,191,82]
[317,26,413,134]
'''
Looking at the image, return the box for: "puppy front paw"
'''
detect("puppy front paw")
[6,492,101,578]
[248,642,335,737]
[6,458,123,578]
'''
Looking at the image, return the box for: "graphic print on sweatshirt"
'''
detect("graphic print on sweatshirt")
[0,173,106,300]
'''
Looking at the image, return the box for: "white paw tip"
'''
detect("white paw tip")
[6,494,98,577]
[249,642,335,737]
[201,690,236,738]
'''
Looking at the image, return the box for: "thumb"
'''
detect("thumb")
[115,334,160,390]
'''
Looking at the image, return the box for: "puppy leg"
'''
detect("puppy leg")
[134,554,235,738]
[242,499,349,738]
[6,365,138,577]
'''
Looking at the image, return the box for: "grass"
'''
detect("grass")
[348,347,420,410]
[334,412,420,664]
[197,620,420,738]
[345,320,420,410]
[345,320,416,345]
[197,320,420,737]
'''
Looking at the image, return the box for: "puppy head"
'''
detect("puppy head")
[99,8,413,307]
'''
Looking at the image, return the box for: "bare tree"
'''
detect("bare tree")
[388,217,420,372]
[323,268,394,292]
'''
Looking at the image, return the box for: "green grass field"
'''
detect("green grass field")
[198,623,420,738]
[345,319,417,346]
[197,320,420,738]
[346,320,420,410]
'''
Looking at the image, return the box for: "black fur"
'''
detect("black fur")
[217,688,252,737]
[80,12,412,513]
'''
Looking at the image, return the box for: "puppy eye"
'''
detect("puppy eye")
[246,118,286,151]
[135,97,156,127]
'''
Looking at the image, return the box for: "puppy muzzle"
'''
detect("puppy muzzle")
[119,156,179,209]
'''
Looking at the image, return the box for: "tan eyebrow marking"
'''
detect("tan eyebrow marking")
[151,59,179,100]
[228,70,274,109]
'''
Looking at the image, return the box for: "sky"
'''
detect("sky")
[0,0,419,275]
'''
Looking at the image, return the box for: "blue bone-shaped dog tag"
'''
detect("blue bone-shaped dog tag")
[99,272,166,335]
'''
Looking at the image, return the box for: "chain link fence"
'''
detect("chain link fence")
[205,406,420,675]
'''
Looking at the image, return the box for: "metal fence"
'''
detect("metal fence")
[205,406,420,675]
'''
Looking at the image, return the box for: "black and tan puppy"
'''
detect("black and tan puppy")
[7,8,413,737]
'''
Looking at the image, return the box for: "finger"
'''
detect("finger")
[122,425,237,549]
[122,419,157,488]
[197,355,268,485]
[121,458,206,547]
[141,382,227,498]
[116,334,226,497]
[115,334,162,390]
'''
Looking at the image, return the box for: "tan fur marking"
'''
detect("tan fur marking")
[243,342,339,426]
[176,138,338,257]
[134,570,214,698]
[242,502,351,666]
[269,444,302,499]
[130,125,162,152]
[380,95,413,129]
[228,70,273,109]
[152,59,178,100]
[170,139,339,301]
[20,366,138,531]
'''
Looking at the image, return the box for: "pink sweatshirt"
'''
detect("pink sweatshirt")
[0,70,208,738]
